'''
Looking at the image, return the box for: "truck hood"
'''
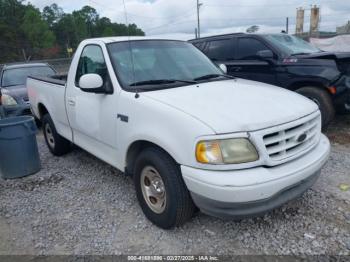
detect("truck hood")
[294,51,350,60]
[1,85,28,104]
[143,79,318,134]
[294,51,350,75]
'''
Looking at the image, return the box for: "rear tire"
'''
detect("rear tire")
[42,114,71,156]
[296,87,335,128]
[134,147,195,229]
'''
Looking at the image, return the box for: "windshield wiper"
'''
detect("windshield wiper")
[291,52,311,56]
[129,79,197,86]
[194,74,234,81]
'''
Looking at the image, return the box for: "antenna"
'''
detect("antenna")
[122,0,138,98]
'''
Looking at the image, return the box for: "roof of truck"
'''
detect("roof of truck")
[80,36,186,44]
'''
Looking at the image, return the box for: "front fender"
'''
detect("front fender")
[116,91,215,171]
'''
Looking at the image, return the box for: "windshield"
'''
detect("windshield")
[1,66,56,87]
[264,34,321,56]
[107,40,223,90]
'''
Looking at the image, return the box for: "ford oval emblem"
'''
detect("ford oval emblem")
[297,133,307,143]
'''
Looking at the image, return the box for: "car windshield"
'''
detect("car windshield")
[263,34,321,56]
[107,40,224,90]
[1,66,56,87]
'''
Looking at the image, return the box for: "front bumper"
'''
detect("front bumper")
[181,134,330,219]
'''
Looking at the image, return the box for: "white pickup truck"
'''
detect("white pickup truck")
[28,37,330,229]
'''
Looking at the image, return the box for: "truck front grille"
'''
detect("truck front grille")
[262,114,321,162]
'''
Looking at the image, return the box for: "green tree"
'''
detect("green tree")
[42,3,64,28]
[21,5,55,50]
[0,1,145,63]
[0,0,27,61]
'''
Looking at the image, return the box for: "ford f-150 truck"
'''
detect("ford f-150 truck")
[28,37,330,229]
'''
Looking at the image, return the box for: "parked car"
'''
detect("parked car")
[0,63,56,116]
[28,37,330,229]
[189,33,350,127]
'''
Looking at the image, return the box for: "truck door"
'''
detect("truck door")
[228,37,277,85]
[65,44,119,167]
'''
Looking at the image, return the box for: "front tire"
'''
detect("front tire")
[134,147,195,229]
[42,114,71,156]
[296,87,335,128]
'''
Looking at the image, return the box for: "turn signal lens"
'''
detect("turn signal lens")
[328,86,336,95]
[196,141,223,164]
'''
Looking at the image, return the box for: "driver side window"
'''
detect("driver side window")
[237,38,270,60]
[75,45,112,92]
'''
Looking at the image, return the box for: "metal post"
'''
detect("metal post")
[286,17,289,34]
[197,0,201,38]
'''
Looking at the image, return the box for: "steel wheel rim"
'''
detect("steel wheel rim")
[45,123,55,148]
[140,166,166,214]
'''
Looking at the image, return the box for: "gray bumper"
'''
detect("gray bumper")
[191,170,320,220]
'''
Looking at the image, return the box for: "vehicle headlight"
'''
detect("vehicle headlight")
[196,138,258,164]
[1,94,18,106]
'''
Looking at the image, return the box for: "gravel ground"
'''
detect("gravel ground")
[0,115,349,256]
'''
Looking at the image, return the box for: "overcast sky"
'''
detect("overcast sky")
[26,0,350,39]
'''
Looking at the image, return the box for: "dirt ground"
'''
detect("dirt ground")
[0,115,349,256]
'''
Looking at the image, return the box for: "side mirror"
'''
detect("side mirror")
[79,74,104,93]
[257,50,274,59]
[218,64,228,74]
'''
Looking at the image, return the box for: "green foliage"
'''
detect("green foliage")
[0,1,145,63]
[21,5,55,49]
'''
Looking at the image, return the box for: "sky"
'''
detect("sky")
[26,0,350,40]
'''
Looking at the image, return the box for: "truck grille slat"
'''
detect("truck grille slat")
[260,113,321,162]
[264,120,318,146]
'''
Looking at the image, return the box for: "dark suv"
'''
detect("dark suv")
[190,33,350,127]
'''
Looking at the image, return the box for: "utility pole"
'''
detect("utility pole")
[196,0,202,38]
[286,17,289,34]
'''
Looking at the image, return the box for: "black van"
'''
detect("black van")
[190,33,350,127]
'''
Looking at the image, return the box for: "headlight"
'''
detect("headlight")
[1,94,17,106]
[196,138,258,164]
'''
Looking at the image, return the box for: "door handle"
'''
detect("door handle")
[67,99,76,106]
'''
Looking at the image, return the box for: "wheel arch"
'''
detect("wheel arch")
[288,81,331,93]
[125,140,179,176]
[38,102,49,120]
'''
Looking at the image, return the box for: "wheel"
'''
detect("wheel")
[134,147,195,229]
[296,87,335,128]
[42,114,71,156]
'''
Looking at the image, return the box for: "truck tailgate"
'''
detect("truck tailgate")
[27,77,72,141]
